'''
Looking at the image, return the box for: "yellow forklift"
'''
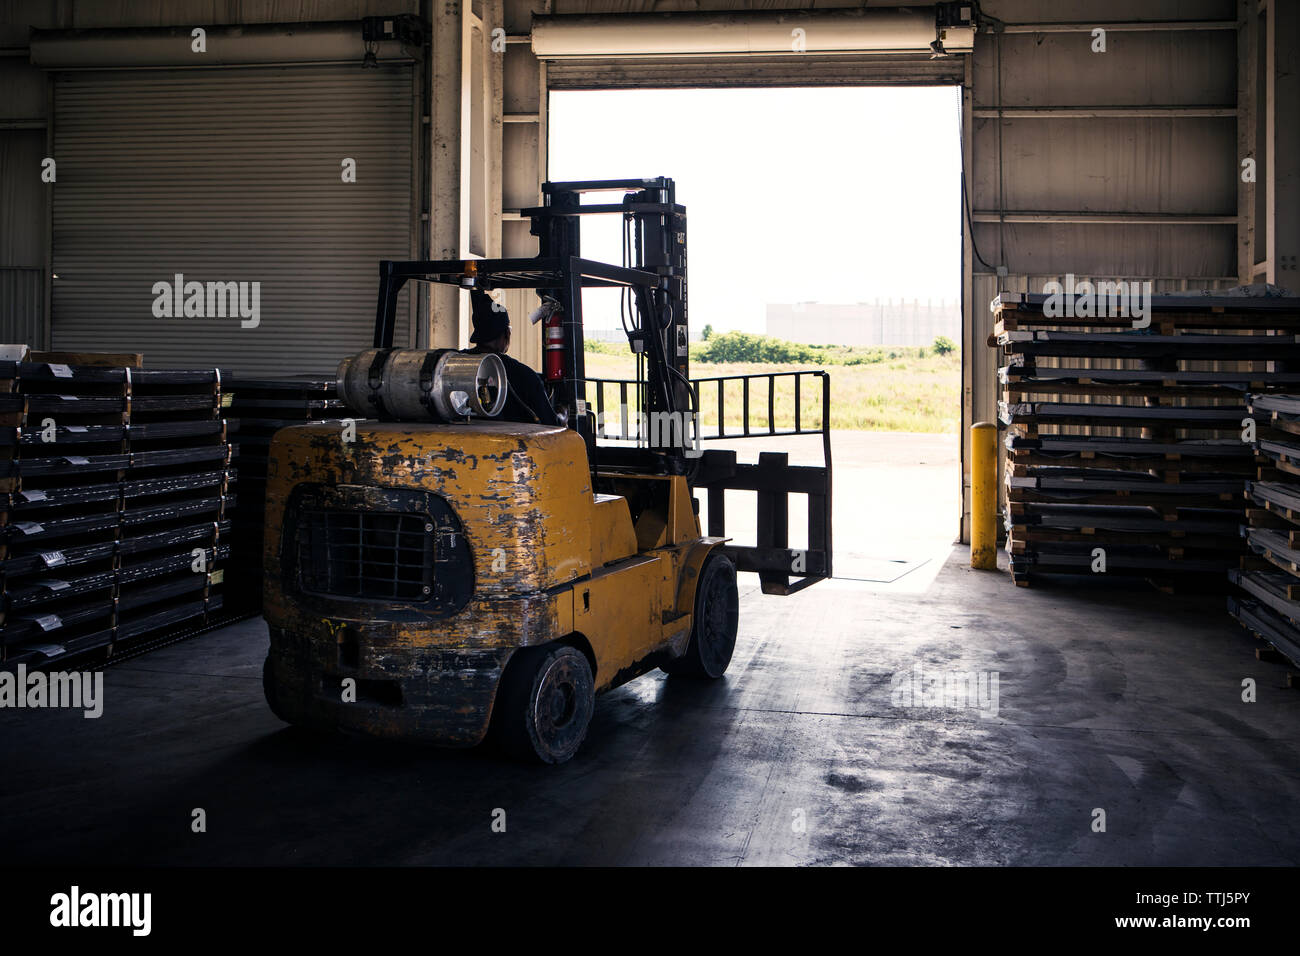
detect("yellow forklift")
[262,178,832,762]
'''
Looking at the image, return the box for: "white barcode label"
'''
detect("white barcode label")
[36,579,70,591]
[40,551,66,567]
[57,395,79,401]
[34,614,62,631]
[48,363,72,378]
[15,521,43,534]
[63,456,89,465]
[65,425,87,433]
[19,489,46,502]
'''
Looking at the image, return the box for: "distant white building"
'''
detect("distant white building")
[766,299,960,347]
[585,327,628,344]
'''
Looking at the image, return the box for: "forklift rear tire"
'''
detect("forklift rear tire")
[493,644,594,764]
[663,551,739,679]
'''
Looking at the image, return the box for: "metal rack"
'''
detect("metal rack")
[0,356,235,669]
[1232,393,1300,668]
[992,291,1300,590]
[223,377,350,616]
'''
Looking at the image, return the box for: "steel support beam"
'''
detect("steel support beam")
[429,0,466,350]
[972,106,1236,118]
[499,0,549,371]
[1269,0,1300,284]
[998,20,1237,34]
[971,211,1238,225]
[960,55,975,545]
[1238,0,1258,282]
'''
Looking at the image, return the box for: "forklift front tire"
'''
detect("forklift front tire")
[663,552,739,679]
[492,644,595,764]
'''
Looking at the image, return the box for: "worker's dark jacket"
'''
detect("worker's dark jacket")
[466,347,560,426]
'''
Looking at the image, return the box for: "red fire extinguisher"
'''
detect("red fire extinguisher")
[542,301,565,383]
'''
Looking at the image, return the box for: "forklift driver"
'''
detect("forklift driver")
[465,289,561,427]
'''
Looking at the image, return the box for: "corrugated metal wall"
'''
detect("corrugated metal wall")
[0,267,43,346]
[965,0,1243,539]
[51,65,413,374]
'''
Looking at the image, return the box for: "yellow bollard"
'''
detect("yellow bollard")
[971,422,998,570]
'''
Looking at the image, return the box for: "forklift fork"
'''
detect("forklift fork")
[591,368,833,594]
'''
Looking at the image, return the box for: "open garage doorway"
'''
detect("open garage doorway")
[549,86,963,589]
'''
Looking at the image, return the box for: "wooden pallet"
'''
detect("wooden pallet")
[992,294,1300,334]
[1009,453,1255,475]
[1247,481,1300,526]
[1227,594,1300,671]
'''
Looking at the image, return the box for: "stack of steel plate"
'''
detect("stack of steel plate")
[992,291,1300,590]
[1230,393,1300,667]
[0,355,235,668]
[224,377,350,614]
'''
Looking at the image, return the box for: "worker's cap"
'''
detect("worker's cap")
[469,290,510,344]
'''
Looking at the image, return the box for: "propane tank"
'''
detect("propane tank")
[336,348,508,422]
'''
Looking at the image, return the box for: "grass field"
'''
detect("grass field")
[581,347,960,434]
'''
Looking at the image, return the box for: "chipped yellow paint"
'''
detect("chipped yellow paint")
[262,419,723,743]
[267,420,594,593]
[590,494,637,566]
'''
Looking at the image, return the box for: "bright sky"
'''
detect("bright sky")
[548,86,962,335]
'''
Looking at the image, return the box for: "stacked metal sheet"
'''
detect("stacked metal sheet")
[0,354,235,668]
[225,377,350,614]
[1230,393,1300,667]
[993,291,1300,590]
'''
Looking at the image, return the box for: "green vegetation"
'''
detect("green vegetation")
[580,346,960,434]
[583,339,626,355]
[691,330,935,366]
[585,330,939,368]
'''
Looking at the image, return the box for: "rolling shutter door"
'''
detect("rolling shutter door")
[51,65,413,375]
[546,53,963,90]
[0,129,47,348]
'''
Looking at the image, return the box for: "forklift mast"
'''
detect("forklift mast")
[527,178,691,435]
[367,177,833,593]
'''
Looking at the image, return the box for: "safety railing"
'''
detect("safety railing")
[584,369,830,446]
[585,370,832,595]
[692,370,830,442]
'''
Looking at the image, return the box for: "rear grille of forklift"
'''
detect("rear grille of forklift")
[285,484,474,612]
[297,508,434,601]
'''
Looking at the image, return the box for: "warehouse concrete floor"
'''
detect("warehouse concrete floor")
[4,546,1299,866]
